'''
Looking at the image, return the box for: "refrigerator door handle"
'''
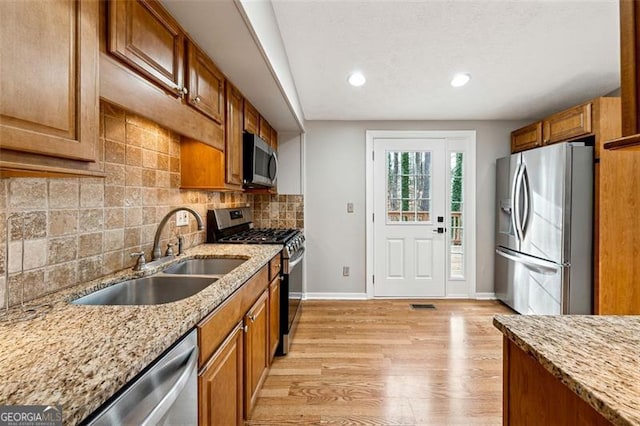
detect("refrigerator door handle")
[512,164,525,242]
[520,164,530,239]
[495,248,561,275]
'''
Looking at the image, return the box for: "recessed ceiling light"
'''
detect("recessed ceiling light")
[450,73,471,87]
[348,72,366,87]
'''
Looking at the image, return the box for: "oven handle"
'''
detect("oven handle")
[286,248,305,272]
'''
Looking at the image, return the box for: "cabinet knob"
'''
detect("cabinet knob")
[243,325,248,333]
[194,96,201,103]
[176,87,188,98]
[249,314,256,322]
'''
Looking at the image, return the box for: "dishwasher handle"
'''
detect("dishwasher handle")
[141,342,199,426]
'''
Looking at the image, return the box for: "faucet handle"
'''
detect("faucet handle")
[165,243,175,257]
[177,235,185,256]
[130,252,147,271]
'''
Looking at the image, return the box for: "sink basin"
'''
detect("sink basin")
[163,258,246,276]
[72,276,217,305]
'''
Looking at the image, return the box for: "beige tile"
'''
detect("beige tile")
[104,115,126,142]
[142,207,156,225]
[170,137,181,157]
[141,224,157,247]
[170,173,181,188]
[125,122,144,147]
[48,236,78,264]
[157,188,170,205]
[49,210,78,237]
[46,261,78,292]
[80,182,104,208]
[0,179,7,210]
[124,227,141,248]
[156,171,170,189]
[157,154,169,171]
[102,102,126,120]
[125,207,143,227]
[10,212,47,240]
[79,208,104,233]
[48,180,79,209]
[169,156,180,173]
[0,277,5,309]
[125,166,142,187]
[142,187,156,206]
[104,163,126,186]
[104,208,125,229]
[103,229,124,252]
[8,241,22,273]
[157,134,170,154]
[78,255,103,282]
[10,178,47,210]
[105,140,126,164]
[142,149,158,169]
[103,250,124,275]
[142,169,156,187]
[124,187,142,207]
[140,129,157,151]
[126,114,158,131]
[78,232,103,258]
[104,186,125,208]
[22,238,47,270]
[126,145,142,166]
[7,269,46,306]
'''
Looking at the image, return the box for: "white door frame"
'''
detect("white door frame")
[365,130,477,299]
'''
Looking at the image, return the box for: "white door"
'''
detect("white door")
[373,138,447,297]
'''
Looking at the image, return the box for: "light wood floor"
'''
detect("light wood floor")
[248,299,514,425]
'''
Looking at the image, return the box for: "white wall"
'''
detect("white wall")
[276,132,303,195]
[304,120,527,296]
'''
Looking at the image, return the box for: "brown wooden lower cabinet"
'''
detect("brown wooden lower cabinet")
[198,322,244,426]
[503,337,611,425]
[244,290,270,417]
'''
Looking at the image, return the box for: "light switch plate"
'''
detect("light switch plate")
[176,211,189,227]
[347,202,354,213]
[342,266,350,276]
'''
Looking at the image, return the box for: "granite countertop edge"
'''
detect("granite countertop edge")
[0,243,282,425]
[493,315,636,426]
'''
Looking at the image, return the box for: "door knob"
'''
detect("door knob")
[433,227,446,234]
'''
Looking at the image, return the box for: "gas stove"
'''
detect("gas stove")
[206,206,304,355]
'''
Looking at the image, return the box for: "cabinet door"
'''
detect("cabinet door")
[199,322,244,426]
[226,82,244,187]
[108,0,185,97]
[543,103,592,145]
[259,117,272,145]
[187,41,225,124]
[0,0,98,162]
[269,276,281,362]
[511,122,542,153]
[244,290,269,417]
[244,101,259,135]
[271,127,278,151]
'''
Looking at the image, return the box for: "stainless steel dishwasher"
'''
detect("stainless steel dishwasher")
[86,330,198,426]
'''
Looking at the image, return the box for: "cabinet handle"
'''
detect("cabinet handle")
[176,87,188,98]
[243,325,248,333]
[249,314,256,322]
[279,276,284,281]
[194,96,201,103]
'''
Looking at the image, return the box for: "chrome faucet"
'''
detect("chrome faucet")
[152,207,204,260]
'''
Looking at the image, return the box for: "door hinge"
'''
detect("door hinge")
[372,275,375,284]
[372,151,375,161]
[372,213,375,222]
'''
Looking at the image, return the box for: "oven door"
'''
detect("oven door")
[278,248,303,355]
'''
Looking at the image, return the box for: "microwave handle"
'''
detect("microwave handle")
[269,152,279,182]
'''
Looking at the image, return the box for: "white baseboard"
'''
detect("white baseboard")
[304,292,368,300]
[475,292,497,300]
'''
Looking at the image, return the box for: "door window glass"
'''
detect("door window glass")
[386,151,432,223]
[450,152,464,278]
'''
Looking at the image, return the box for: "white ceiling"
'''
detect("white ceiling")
[271,0,621,121]
[161,0,620,127]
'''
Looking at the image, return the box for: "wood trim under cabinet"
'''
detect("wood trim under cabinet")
[603,133,640,150]
[620,0,640,136]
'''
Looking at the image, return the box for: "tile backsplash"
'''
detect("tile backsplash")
[251,194,304,229]
[0,103,251,307]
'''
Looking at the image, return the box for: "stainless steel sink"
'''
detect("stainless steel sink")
[163,258,246,276]
[72,276,217,305]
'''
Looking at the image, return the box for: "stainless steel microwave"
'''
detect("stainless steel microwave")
[243,132,278,188]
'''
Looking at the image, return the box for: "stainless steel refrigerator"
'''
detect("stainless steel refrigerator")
[494,142,593,315]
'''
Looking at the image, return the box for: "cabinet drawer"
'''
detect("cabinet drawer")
[269,254,281,281]
[511,122,542,153]
[198,265,268,366]
[543,103,592,145]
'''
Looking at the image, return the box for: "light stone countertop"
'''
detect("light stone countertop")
[494,315,640,426]
[0,243,282,425]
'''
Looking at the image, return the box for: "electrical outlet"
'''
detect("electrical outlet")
[176,211,189,227]
[347,202,354,213]
[342,266,350,276]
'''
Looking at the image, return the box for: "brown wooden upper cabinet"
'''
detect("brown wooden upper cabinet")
[259,117,272,146]
[187,41,226,124]
[511,97,620,156]
[0,0,99,164]
[511,122,542,153]
[108,0,186,98]
[543,103,592,145]
[270,126,279,151]
[226,82,244,188]
[244,101,259,135]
